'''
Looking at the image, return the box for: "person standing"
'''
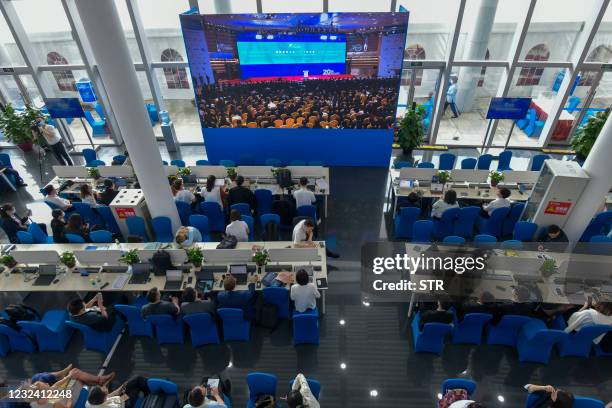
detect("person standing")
[34,117,73,166]
[444,78,459,118]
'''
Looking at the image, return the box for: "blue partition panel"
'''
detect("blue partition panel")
[203,128,393,167]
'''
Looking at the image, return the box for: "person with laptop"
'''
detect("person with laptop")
[98,179,119,206]
[431,190,460,219]
[481,187,512,217]
[290,269,320,313]
[140,287,180,319]
[68,293,117,331]
[181,287,215,316]
[184,379,230,408]
[292,218,339,258]
[43,185,73,211]
[537,224,569,251]
[0,203,45,244]
[216,274,259,321]
[227,175,256,213]
[225,209,249,242]
[293,177,317,210]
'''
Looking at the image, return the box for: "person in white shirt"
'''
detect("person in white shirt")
[293,177,316,209]
[290,269,320,313]
[175,226,202,247]
[292,218,316,247]
[482,187,512,217]
[565,300,612,344]
[225,209,249,242]
[86,376,150,408]
[43,185,73,211]
[448,401,481,408]
[285,373,320,408]
[431,190,460,219]
[33,117,73,166]
[184,383,227,408]
[172,179,196,205]
[79,184,99,208]
[201,175,225,208]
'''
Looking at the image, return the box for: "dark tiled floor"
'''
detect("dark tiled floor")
[1,145,609,407]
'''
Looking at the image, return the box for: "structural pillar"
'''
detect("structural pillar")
[563,114,612,245]
[74,0,181,232]
[214,0,231,13]
[455,0,498,112]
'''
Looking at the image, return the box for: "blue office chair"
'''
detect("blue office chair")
[219,160,236,168]
[114,303,154,337]
[394,207,421,239]
[241,215,255,241]
[17,231,35,244]
[460,158,477,169]
[289,378,321,401]
[195,159,209,166]
[218,308,250,341]
[452,313,492,344]
[126,216,149,241]
[176,201,192,226]
[502,203,525,237]
[265,158,282,167]
[0,322,36,353]
[486,314,531,346]
[530,154,550,171]
[147,379,178,395]
[517,109,533,130]
[162,160,168,166]
[453,206,480,238]
[417,161,434,168]
[247,373,277,408]
[200,202,225,232]
[0,335,9,357]
[72,387,89,408]
[557,325,612,358]
[412,220,434,243]
[474,234,497,246]
[497,150,513,171]
[84,111,106,136]
[394,160,412,169]
[501,239,523,249]
[290,160,306,166]
[0,153,13,168]
[18,310,73,352]
[189,215,210,242]
[112,155,127,165]
[442,235,466,245]
[260,214,280,240]
[478,207,510,239]
[297,205,317,221]
[231,203,251,217]
[28,223,53,244]
[183,313,220,347]
[97,205,122,237]
[65,233,86,243]
[590,235,612,242]
[82,148,97,165]
[411,311,452,354]
[147,314,184,344]
[573,398,605,408]
[441,379,476,397]
[90,230,113,243]
[433,207,460,240]
[263,287,290,319]
[579,210,612,242]
[477,154,493,170]
[524,109,546,137]
[65,318,124,353]
[513,221,538,242]
[151,216,173,243]
[88,159,106,167]
[73,202,103,226]
[438,153,456,170]
[516,319,568,364]
[255,189,273,218]
[293,314,319,345]
[170,159,186,168]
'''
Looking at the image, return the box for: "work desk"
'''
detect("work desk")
[1,241,329,313]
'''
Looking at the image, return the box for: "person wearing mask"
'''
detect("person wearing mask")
[86,376,149,408]
[180,287,215,316]
[43,185,73,211]
[64,213,90,242]
[444,78,459,119]
[419,298,454,330]
[227,176,256,212]
[183,383,227,408]
[431,190,460,219]
[293,177,316,209]
[33,117,73,166]
[172,179,196,205]
[523,384,574,408]
[201,175,226,208]
[0,160,27,188]
[564,299,612,345]
[537,225,569,251]
[80,184,99,208]
[216,274,259,321]
[0,203,31,243]
[284,373,320,408]
[68,293,116,331]
[481,188,512,217]
[290,269,320,313]
[99,179,119,206]
[140,287,180,319]
[50,209,67,243]
[175,226,202,247]
[225,209,249,242]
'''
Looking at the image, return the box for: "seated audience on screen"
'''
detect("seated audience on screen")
[524,384,574,408]
[201,175,226,208]
[225,209,249,242]
[0,162,27,187]
[290,269,320,313]
[285,374,320,408]
[140,287,180,319]
[68,293,116,331]
[184,380,228,408]
[419,298,454,330]
[27,364,114,388]
[86,376,150,408]
[227,176,256,211]
[0,203,35,243]
[80,184,99,208]
[99,179,119,206]
[64,213,90,242]
[216,274,258,321]
[180,287,215,316]
[481,188,511,217]
[564,300,612,344]
[43,185,73,211]
[175,226,202,247]
[293,177,316,209]
[431,190,460,219]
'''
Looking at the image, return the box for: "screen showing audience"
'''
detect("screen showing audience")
[180,12,409,130]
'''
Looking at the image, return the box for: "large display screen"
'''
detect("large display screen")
[180,12,408,130]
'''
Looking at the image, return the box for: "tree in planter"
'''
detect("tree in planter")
[489,171,504,187]
[0,255,17,269]
[571,109,610,162]
[87,167,100,179]
[226,167,237,182]
[397,102,425,156]
[437,170,452,185]
[186,247,204,270]
[119,249,140,267]
[59,251,77,272]
[252,248,270,271]
[177,167,192,178]
[0,104,45,152]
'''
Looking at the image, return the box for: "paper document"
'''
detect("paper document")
[112,273,130,290]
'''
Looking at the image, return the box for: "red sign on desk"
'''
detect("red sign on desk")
[115,207,136,219]
[544,201,572,215]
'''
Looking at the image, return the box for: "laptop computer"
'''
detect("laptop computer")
[164,270,183,290]
[128,263,151,284]
[229,264,248,285]
[33,264,57,286]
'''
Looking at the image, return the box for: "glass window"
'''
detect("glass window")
[330,0,391,12]
[12,0,83,65]
[46,52,76,91]
[516,44,550,86]
[405,44,426,85]
[135,0,189,59]
[160,49,190,89]
[0,13,25,66]
[113,0,142,63]
[0,76,24,108]
[263,0,323,13]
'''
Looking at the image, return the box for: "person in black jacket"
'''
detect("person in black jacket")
[0,203,47,243]
[456,291,499,322]
[50,209,67,243]
[63,213,90,242]
[68,294,116,331]
[537,225,569,252]
[227,175,256,213]
[98,179,119,206]
[419,298,454,330]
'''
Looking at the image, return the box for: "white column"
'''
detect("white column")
[74,0,181,231]
[455,0,498,112]
[563,113,612,244]
[214,0,231,13]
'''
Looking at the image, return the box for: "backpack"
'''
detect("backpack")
[257,303,279,330]
[217,235,238,249]
[151,250,172,276]
[5,304,40,322]
[263,220,279,241]
[276,168,292,189]
[254,395,276,408]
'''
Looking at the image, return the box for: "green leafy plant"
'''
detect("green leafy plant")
[59,251,76,268]
[252,248,270,266]
[540,258,558,278]
[226,167,237,180]
[186,247,204,267]
[87,167,100,179]
[397,103,425,154]
[177,167,192,177]
[437,170,452,184]
[0,104,45,146]
[571,109,610,160]
[119,249,140,265]
[489,171,504,186]
[0,255,17,268]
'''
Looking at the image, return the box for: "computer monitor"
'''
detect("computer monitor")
[451,169,489,183]
[268,248,321,263]
[74,250,123,266]
[52,165,89,179]
[201,249,253,264]
[11,250,59,265]
[38,264,57,276]
[166,269,182,282]
[98,166,135,178]
[229,264,248,276]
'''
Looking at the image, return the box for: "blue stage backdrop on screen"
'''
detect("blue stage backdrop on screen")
[43,98,85,119]
[486,97,532,120]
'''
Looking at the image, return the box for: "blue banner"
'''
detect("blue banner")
[75,80,97,103]
[43,98,86,119]
[486,97,532,120]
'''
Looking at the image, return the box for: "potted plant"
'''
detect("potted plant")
[0,104,44,152]
[252,248,270,272]
[226,167,237,182]
[186,246,204,271]
[87,167,100,179]
[59,251,77,273]
[489,171,504,187]
[539,258,558,278]
[0,255,17,269]
[119,249,140,273]
[177,167,192,180]
[397,102,424,156]
[437,170,452,186]
[571,109,609,163]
